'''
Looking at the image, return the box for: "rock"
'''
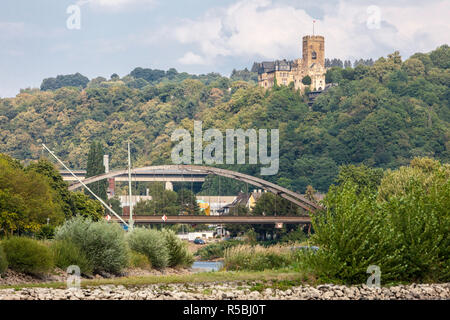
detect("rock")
[264,288,273,296]
[248,291,260,299]
[322,291,334,299]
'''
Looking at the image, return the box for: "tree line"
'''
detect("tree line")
[0,45,448,196]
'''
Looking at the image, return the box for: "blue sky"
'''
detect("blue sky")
[1,0,449,97]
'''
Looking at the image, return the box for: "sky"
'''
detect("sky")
[0,0,449,97]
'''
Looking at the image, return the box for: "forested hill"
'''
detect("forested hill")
[0,45,449,193]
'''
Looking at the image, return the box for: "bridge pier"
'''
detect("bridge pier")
[165,181,173,191]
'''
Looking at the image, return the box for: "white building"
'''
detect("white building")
[177,231,215,242]
[196,196,236,215]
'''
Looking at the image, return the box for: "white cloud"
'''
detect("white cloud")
[77,0,157,11]
[0,22,25,39]
[172,0,450,65]
[178,52,208,65]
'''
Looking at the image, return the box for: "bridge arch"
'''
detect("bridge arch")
[68,165,320,212]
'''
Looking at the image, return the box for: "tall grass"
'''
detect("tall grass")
[224,244,299,271]
[51,240,93,275]
[195,240,243,260]
[129,250,151,269]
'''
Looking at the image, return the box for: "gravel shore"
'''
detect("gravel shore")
[0,282,448,300]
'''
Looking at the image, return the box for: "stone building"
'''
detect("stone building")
[253,35,326,91]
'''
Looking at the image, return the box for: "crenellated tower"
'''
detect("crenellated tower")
[302,35,325,68]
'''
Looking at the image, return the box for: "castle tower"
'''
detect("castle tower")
[302,35,325,68]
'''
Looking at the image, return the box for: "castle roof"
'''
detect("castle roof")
[252,59,294,75]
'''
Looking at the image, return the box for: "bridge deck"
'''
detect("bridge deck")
[112,215,311,224]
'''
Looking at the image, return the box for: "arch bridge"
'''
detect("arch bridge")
[68,165,321,212]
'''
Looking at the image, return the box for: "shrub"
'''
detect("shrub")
[55,216,129,275]
[37,225,55,240]
[280,227,308,244]
[305,158,450,284]
[305,183,404,284]
[0,243,8,275]
[127,228,169,269]
[377,158,450,282]
[224,244,294,271]
[161,229,194,267]
[51,240,93,275]
[129,250,151,269]
[2,237,54,275]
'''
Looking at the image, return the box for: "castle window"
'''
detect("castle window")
[312,51,317,60]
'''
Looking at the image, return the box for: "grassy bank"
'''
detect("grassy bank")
[0,270,313,290]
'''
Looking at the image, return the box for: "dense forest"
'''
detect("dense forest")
[0,45,448,194]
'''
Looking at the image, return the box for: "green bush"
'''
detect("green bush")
[280,227,308,243]
[2,237,54,275]
[161,229,194,267]
[37,225,55,240]
[51,240,93,275]
[378,158,450,282]
[0,243,8,275]
[305,183,404,284]
[129,250,151,269]
[127,228,169,269]
[305,159,450,284]
[55,216,129,275]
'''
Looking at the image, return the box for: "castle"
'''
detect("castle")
[253,35,326,91]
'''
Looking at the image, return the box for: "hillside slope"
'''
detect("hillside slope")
[0,46,448,193]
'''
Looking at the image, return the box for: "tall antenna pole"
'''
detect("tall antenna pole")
[128,141,134,229]
[42,144,129,226]
[313,20,315,35]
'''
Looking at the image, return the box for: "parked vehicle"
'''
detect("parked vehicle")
[194,238,206,245]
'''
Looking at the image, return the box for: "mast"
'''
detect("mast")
[128,141,134,229]
[42,144,129,226]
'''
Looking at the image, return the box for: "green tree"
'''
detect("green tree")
[26,158,76,218]
[307,182,402,284]
[0,154,65,236]
[86,142,107,201]
[335,164,384,194]
[177,188,200,215]
[302,75,312,86]
[377,157,450,281]
[134,183,180,215]
[402,58,425,77]
[71,192,104,221]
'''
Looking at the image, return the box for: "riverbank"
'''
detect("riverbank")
[1,281,448,300]
[0,267,192,287]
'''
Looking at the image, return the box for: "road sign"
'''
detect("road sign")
[162,215,167,222]
[105,215,111,221]
[275,222,283,229]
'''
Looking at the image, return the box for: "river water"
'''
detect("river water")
[191,261,224,272]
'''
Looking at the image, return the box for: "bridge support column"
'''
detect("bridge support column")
[165,181,173,191]
[107,178,115,198]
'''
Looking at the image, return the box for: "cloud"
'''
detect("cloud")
[178,52,208,65]
[77,0,157,11]
[172,0,450,65]
[0,22,25,39]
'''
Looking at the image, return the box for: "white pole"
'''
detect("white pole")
[128,142,134,229]
[42,144,129,227]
